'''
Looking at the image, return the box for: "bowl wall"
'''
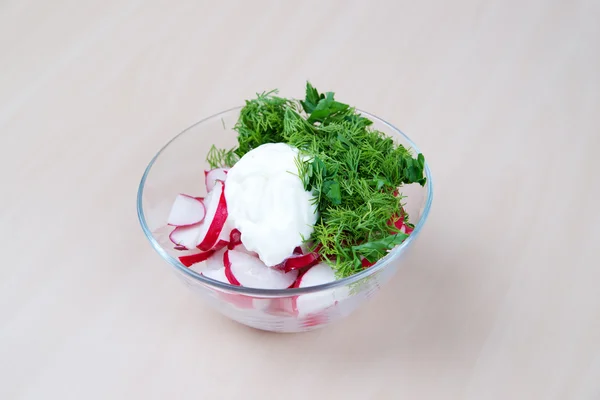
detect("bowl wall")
[138,107,432,332]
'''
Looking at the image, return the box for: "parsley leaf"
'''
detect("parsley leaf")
[352,233,409,263]
[300,82,323,114]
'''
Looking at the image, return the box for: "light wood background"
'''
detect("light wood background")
[1,0,599,399]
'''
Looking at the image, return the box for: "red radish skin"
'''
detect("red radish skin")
[196,181,229,251]
[205,168,228,192]
[387,214,404,232]
[178,250,215,267]
[210,239,229,252]
[215,220,233,250]
[228,229,242,249]
[173,245,187,251]
[167,194,206,227]
[226,249,298,289]
[361,258,376,268]
[223,250,241,286]
[169,224,203,249]
[275,252,320,273]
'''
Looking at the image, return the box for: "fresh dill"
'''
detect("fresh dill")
[208,82,426,277]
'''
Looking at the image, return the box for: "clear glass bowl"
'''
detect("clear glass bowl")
[137,107,433,333]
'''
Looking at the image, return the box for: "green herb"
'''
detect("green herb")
[209,82,426,277]
[207,145,238,169]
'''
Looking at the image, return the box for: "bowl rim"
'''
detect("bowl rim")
[137,106,433,296]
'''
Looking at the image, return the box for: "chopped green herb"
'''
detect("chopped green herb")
[209,82,426,277]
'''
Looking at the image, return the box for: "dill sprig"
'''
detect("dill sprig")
[207,145,238,169]
[209,82,426,277]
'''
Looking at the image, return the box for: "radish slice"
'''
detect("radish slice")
[197,247,228,282]
[173,245,187,251]
[214,219,233,249]
[202,267,228,283]
[211,239,229,252]
[387,214,404,232]
[178,250,214,267]
[167,194,206,227]
[223,250,241,286]
[169,224,203,249]
[225,249,298,289]
[296,263,346,316]
[275,252,320,273]
[206,247,227,270]
[231,242,259,258]
[228,229,242,249]
[361,257,376,268]
[298,263,336,287]
[205,168,228,192]
[196,181,229,251]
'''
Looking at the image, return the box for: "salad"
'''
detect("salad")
[166,83,426,291]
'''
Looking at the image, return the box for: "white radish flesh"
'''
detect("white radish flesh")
[225,249,298,289]
[199,247,228,283]
[167,194,206,226]
[196,181,229,251]
[201,267,228,283]
[296,263,345,316]
[232,242,259,258]
[169,224,203,249]
[206,247,227,271]
[205,168,228,192]
[298,262,336,287]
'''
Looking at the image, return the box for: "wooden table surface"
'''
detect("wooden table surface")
[1,1,599,399]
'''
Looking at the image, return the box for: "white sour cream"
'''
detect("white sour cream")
[224,143,318,266]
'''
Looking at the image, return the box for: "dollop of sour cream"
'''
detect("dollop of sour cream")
[224,143,318,266]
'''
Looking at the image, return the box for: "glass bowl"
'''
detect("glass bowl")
[137,107,433,333]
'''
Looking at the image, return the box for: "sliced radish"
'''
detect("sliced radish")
[298,263,336,287]
[223,250,241,286]
[169,224,203,249]
[231,242,259,258]
[167,194,206,227]
[173,245,187,251]
[225,249,298,289]
[296,263,346,316]
[206,247,227,270]
[205,168,228,192]
[202,267,228,283]
[275,252,320,273]
[361,257,376,268]
[197,247,228,281]
[178,250,214,267]
[214,220,233,250]
[387,214,404,232]
[228,229,242,249]
[196,181,229,251]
